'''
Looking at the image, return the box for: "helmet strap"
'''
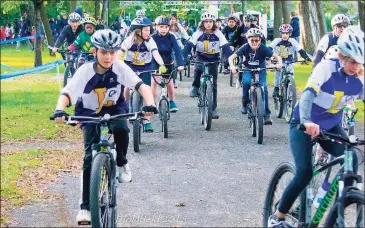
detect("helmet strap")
[94,51,111,72]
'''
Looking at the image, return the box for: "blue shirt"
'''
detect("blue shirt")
[292,59,364,130]
[151,32,184,67]
[235,43,273,69]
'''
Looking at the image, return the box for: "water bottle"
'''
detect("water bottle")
[313,181,330,209]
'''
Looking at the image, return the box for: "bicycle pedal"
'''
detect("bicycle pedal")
[78,221,91,225]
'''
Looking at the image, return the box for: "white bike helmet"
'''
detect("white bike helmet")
[325,45,340,60]
[246,28,262,39]
[201,12,216,21]
[331,14,350,27]
[91,29,122,51]
[68,12,81,22]
[337,26,364,64]
[82,16,97,26]
[136,9,145,18]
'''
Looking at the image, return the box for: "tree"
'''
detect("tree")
[315,0,327,37]
[273,0,283,39]
[241,0,247,15]
[95,0,101,19]
[32,0,43,66]
[299,1,318,54]
[70,1,76,13]
[101,0,108,26]
[359,0,365,31]
[40,1,54,47]
[281,0,291,23]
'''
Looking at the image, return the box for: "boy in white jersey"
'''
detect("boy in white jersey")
[269,24,311,97]
[51,29,157,224]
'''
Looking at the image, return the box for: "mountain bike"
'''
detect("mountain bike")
[191,60,221,131]
[129,70,157,152]
[238,66,276,144]
[50,111,145,227]
[263,124,364,228]
[152,69,176,138]
[274,60,309,122]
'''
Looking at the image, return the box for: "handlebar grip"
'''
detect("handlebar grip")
[297,124,306,131]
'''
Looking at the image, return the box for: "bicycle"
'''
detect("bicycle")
[191,60,222,131]
[184,54,192,78]
[151,69,177,138]
[273,60,309,122]
[237,66,276,144]
[50,111,145,227]
[129,69,157,152]
[263,124,364,227]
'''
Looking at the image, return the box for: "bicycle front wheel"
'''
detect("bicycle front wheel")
[324,190,364,228]
[263,162,305,227]
[160,99,169,138]
[204,81,213,131]
[284,78,296,123]
[230,72,234,87]
[90,153,113,228]
[132,91,142,112]
[133,120,140,152]
[255,88,264,144]
[63,65,72,87]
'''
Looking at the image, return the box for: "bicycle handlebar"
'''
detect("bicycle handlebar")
[152,69,178,85]
[135,70,157,76]
[297,124,365,147]
[237,66,277,72]
[47,45,93,55]
[49,112,145,124]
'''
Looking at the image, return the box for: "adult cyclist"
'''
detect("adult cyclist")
[312,14,350,69]
[184,12,232,119]
[151,16,184,112]
[51,29,157,224]
[268,27,364,228]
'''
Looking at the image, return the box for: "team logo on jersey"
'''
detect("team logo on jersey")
[248,53,259,65]
[94,88,117,113]
[203,40,216,54]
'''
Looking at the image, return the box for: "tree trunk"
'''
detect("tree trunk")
[40,2,54,47]
[241,0,247,16]
[281,1,291,23]
[70,1,76,13]
[33,0,42,66]
[359,0,365,31]
[273,0,283,39]
[315,0,326,37]
[95,0,100,19]
[101,0,108,26]
[299,0,317,54]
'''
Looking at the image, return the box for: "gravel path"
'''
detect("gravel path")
[8,70,364,227]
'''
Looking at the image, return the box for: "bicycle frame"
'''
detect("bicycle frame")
[300,131,364,227]
[152,70,176,121]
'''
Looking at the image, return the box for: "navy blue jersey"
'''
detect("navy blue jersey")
[152,32,184,67]
[235,43,273,69]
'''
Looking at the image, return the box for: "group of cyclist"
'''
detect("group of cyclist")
[50,9,364,225]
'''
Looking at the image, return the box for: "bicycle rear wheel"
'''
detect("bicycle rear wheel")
[275,84,284,118]
[324,190,364,228]
[284,78,296,123]
[204,81,213,131]
[256,88,264,144]
[230,72,234,87]
[160,99,169,138]
[90,153,112,228]
[187,62,191,78]
[63,65,72,87]
[199,86,205,125]
[263,162,305,227]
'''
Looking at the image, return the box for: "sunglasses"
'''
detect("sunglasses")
[336,24,348,28]
[250,39,261,43]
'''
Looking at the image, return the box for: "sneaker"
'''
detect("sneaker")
[169,100,179,113]
[273,87,280,97]
[117,163,132,183]
[76,209,91,225]
[189,87,199,97]
[144,123,154,132]
[267,214,293,228]
[241,106,248,114]
[212,109,219,119]
[223,68,230,74]
[264,115,273,125]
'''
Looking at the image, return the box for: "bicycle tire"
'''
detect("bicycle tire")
[324,190,364,227]
[179,71,183,81]
[200,86,205,125]
[90,153,112,228]
[205,81,213,131]
[219,62,223,73]
[263,162,305,227]
[187,62,191,78]
[160,99,169,138]
[249,93,257,137]
[133,120,140,152]
[256,88,264,144]
[132,91,142,113]
[63,65,72,87]
[275,85,284,118]
[284,78,297,123]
